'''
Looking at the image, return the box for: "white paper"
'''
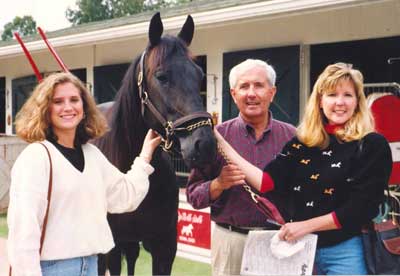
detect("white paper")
[270,231,305,259]
[240,230,318,276]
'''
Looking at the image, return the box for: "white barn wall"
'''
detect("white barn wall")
[1,0,399,78]
[93,37,147,66]
[1,0,399,75]
[0,46,93,78]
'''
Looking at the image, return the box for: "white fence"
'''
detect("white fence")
[0,136,27,212]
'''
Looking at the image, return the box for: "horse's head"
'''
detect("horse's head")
[138,13,217,169]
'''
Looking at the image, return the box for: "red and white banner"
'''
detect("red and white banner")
[176,191,212,263]
[177,208,211,249]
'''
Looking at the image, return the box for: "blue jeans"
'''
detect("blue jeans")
[40,255,97,276]
[315,236,367,275]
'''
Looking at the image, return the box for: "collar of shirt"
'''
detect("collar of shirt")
[324,123,344,134]
[238,111,273,142]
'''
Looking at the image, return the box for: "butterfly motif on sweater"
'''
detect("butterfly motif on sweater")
[324,188,334,195]
[310,174,320,180]
[300,159,311,165]
[292,143,302,149]
[331,162,341,168]
[322,150,332,156]
[276,152,289,157]
[293,186,301,191]
[306,201,314,207]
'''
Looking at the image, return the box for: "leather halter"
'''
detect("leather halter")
[137,50,213,152]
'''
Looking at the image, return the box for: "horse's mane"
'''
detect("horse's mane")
[96,36,191,173]
[96,57,146,173]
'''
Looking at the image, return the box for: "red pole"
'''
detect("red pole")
[37,27,69,73]
[14,32,43,82]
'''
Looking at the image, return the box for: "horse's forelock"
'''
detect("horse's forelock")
[147,36,192,77]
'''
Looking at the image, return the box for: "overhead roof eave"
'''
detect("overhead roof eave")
[0,0,372,58]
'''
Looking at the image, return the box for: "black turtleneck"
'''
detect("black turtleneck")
[48,138,85,172]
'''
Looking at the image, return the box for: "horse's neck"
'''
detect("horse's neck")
[96,97,144,173]
[151,149,176,186]
[116,116,145,169]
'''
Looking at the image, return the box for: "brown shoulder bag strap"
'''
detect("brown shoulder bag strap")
[9,142,53,276]
[38,142,53,254]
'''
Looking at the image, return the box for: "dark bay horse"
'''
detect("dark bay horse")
[94,13,217,275]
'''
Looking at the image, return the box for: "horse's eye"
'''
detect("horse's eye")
[155,71,168,84]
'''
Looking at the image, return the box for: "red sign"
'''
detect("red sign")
[370,94,400,184]
[177,208,211,249]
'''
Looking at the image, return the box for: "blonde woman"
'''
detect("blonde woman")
[216,63,392,275]
[7,72,161,276]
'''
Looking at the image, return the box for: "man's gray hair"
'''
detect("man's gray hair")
[229,59,276,88]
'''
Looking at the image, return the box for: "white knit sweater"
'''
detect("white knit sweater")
[7,140,154,276]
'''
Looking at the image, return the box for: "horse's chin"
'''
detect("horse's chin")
[179,127,217,170]
[182,156,213,170]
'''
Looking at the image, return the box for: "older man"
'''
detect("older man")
[186,59,296,276]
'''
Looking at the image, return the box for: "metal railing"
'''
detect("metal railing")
[364,82,400,97]
[172,155,190,178]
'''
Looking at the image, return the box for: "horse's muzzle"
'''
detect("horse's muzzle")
[179,126,217,169]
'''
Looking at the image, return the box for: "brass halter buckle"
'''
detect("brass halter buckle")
[137,71,143,87]
[161,139,174,152]
[161,121,174,152]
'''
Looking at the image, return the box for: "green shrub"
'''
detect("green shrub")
[0,213,7,238]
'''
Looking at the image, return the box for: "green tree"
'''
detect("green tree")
[1,16,37,41]
[66,0,110,25]
[66,0,194,26]
[108,0,145,18]
[67,0,146,25]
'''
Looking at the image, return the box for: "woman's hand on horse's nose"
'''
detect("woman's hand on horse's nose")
[140,130,162,163]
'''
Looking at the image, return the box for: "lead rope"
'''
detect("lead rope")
[217,144,260,204]
[217,143,285,227]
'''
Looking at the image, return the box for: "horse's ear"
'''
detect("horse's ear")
[149,12,163,47]
[178,15,194,46]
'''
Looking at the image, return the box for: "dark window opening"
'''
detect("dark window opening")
[194,55,207,109]
[0,77,5,134]
[93,63,130,104]
[310,36,400,88]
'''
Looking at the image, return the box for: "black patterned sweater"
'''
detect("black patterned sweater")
[263,132,392,247]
